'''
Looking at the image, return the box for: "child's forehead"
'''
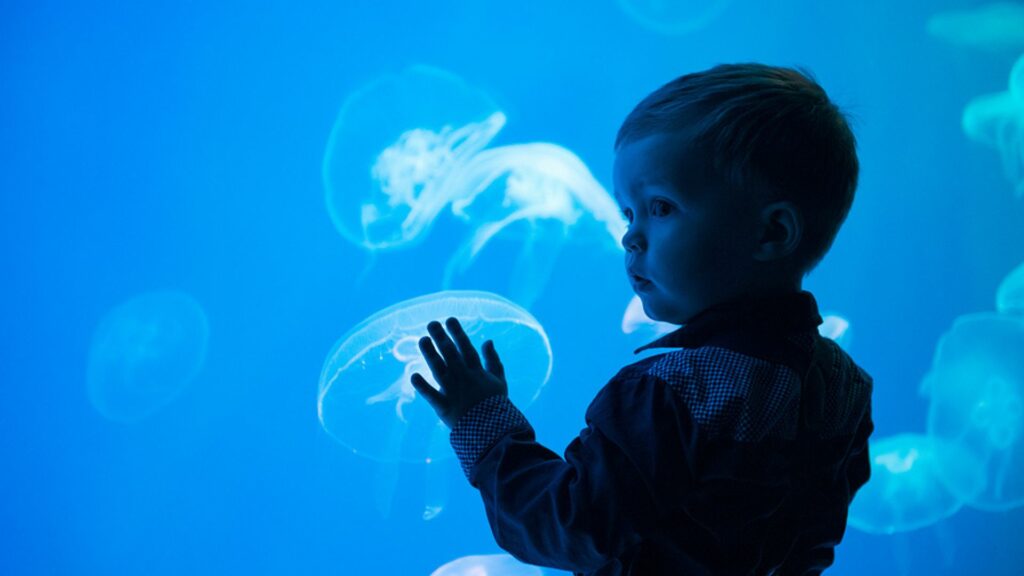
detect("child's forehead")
[613,131,712,199]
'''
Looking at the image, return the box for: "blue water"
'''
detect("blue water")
[3,0,1024,574]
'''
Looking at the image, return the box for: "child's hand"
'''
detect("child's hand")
[410,317,508,429]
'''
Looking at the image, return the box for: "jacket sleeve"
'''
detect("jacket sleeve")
[449,374,700,573]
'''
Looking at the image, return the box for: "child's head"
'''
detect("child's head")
[613,63,858,324]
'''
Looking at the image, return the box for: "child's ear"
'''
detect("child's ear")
[753,201,802,261]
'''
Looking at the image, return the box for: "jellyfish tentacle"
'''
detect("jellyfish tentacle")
[394,111,506,239]
[422,422,450,521]
[506,220,568,308]
[442,203,574,292]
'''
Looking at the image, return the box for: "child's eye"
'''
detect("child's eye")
[621,207,633,223]
[651,199,672,217]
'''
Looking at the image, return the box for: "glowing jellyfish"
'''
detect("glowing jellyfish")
[87,291,209,423]
[440,141,626,307]
[430,554,546,576]
[927,2,1024,51]
[318,291,552,519]
[621,294,675,338]
[848,433,986,535]
[997,261,1024,314]
[819,313,853,350]
[323,65,503,251]
[922,313,1024,511]
[324,65,625,306]
[962,53,1024,197]
[617,0,734,35]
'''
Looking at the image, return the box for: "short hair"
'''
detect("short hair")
[615,63,859,274]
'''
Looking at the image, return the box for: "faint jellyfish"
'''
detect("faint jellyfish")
[621,294,676,339]
[996,261,1024,314]
[962,53,1024,197]
[921,313,1024,511]
[430,554,546,576]
[848,433,986,535]
[322,65,503,251]
[927,2,1024,51]
[617,0,734,35]
[818,312,853,350]
[318,290,552,520]
[440,141,627,307]
[87,290,210,423]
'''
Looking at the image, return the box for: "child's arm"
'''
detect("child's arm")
[411,318,699,572]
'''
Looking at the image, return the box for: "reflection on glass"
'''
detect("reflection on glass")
[87,291,209,423]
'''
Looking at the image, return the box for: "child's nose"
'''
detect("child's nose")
[621,227,645,252]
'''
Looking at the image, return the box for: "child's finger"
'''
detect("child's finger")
[418,336,447,382]
[446,317,482,370]
[482,340,505,380]
[410,372,444,410]
[427,320,464,371]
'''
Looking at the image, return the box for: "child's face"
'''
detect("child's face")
[613,132,760,325]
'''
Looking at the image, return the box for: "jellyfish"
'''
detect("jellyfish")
[430,554,547,576]
[962,53,1024,197]
[997,261,1024,314]
[927,2,1024,51]
[322,65,503,252]
[439,141,627,307]
[847,433,986,534]
[621,294,676,339]
[323,65,625,306]
[87,290,209,423]
[921,313,1024,511]
[318,290,552,519]
[818,312,853,350]
[616,0,735,35]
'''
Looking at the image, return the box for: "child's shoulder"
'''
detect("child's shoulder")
[609,336,871,440]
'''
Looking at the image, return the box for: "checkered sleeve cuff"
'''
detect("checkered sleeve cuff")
[450,395,530,479]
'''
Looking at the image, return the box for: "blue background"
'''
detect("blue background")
[2,0,1023,574]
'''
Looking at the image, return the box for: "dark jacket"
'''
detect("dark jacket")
[450,291,874,575]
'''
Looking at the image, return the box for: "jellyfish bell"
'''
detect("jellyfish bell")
[922,312,1024,511]
[617,0,735,36]
[318,290,552,464]
[430,554,546,576]
[87,290,210,423]
[323,65,503,251]
[962,54,1024,198]
[997,261,1024,314]
[621,294,676,338]
[848,433,986,535]
[927,2,1024,51]
[818,313,853,349]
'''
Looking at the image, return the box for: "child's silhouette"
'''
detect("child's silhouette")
[412,63,873,576]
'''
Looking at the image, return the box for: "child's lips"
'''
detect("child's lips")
[629,271,652,290]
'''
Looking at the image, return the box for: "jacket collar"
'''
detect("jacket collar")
[634,290,823,360]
